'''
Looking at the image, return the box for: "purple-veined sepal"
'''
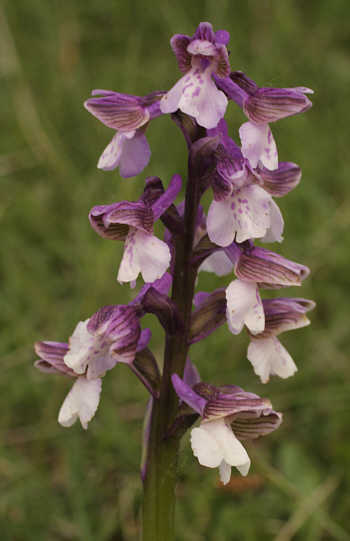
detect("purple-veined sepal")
[226,244,310,288]
[247,297,315,341]
[215,71,313,124]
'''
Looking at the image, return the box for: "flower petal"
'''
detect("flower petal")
[117,228,171,284]
[239,121,278,170]
[219,460,232,484]
[247,336,297,383]
[84,92,149,130]
[118,131,151,178]
[207,185,272,246]
[172,374,206,415]
[226,279,264,335]
[160,58,227,129]
[191,418,250,478]
[63,320,116,378]
[199,250,234,276]
[259,162,301,197]
[58,377,102,429]
[97,130,150,177]
[97,131,133,171]
[260,199,284,243]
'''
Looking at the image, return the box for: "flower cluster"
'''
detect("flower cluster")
[35,22,314,485]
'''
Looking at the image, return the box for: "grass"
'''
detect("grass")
[1,0,350,539]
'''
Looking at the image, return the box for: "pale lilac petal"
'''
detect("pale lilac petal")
[160,58,227,129]
[58,377,102,429]
[118,131,151,178]
[199,250,234,276]
[247,336,298,383]
[239,121,278,170]
[207,184,272,246]
[97,130,150,177]
[191,418,250,480]
[260,199,284,243]
[226,279,264,335]
[117,228,171,284]
[97,131,134,171]
[64,320,116,379]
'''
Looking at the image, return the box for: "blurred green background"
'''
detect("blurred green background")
[1,0,350,539]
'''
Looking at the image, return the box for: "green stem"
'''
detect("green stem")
[142,147,202,541]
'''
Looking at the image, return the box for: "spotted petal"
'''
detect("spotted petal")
[64,320,116,379]
[160,57,227,129]
[239,121,278,171]
[260,199,284,243]
[207,184,272,246]
[117,227,171,284]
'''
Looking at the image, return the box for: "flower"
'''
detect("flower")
[89,175,182,286]
[35,304,141,428]
[172,375,282,484]
[35,338,102,429]
[160,22,230,128]
[206,120,284,246]
[84,90,165,177]
[247,297,315,382]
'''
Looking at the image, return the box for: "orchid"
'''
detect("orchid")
[35,21,314,540]
[35,304,141,428]
[205,119,284,246]
[89,175,182,285]
[247,297,315,382]
[172,375,282,484]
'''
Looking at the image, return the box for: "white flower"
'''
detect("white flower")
[191,417,251,484]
